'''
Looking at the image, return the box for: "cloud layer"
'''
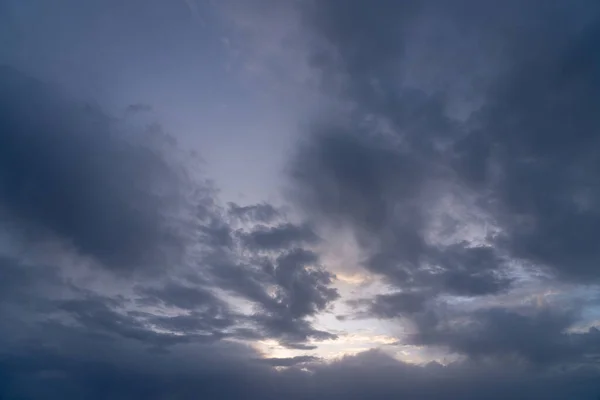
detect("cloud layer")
[1,0,600,398]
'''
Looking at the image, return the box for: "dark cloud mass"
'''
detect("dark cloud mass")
[289,0,600,396]
[228,202,280,223]
[410,307,600,365]
[239,222,319,251]
[0,65,190,272]
[0,63,339,397]
[2,0,600,398]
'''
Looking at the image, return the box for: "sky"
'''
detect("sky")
[1,0,600,399]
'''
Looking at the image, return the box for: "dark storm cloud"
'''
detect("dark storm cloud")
[55,296,203,348]
[228,202,281,223]
[148,312,232,337]
[240,222,319,251]
[430,244,512,296]
[3,0,600,397]
[291,129,508,299]
[290,128,427,235]
[0,220,333,352]
[0,261,226,350]
[0,318,274,400]
[194,210,338,344]
[410,307,600,365]
[198,217,234,248]
[191,216,336,342]
[305,0,422,101]
[204,247,339,346]
[288,0,600,378]
[244,248,339,347]
[454,15,600,283]
[303,350,600,400]
[0,65,195,273]
[261,355,320,367]
[136,281,223,310]
[2,344,600,400]
[134,282,236,338]
[194,236,338,344]
[0,66,339,355]
[269,249,338,319]
[292,0,600,292]
[255,312,335,348]
[349,291,430,318]
[0,230,598,399]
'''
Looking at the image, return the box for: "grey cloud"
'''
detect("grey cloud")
[0,66,195,273]
[204,252,276,308]
[3,343,600,400]
[305,0,422,102]
[261,355,320,367]
[439,269,510,297]
[270,249,338,319]
[135,282,235,338]
[241,249,339,347]
[194,215,338,344]
[304,349,600,400]
[0,66,339,349]
[255,313,336,349]
[148,313,232,337]
[228,202,281,223]
[290,129,427,235]
[0,67,340,355]
[349,291,429,319]
[289,129,431,292]
[431,244,512,296]
[292,0,600,294]
[199,245,338,344]
[0,317,274,400]
[55,296,199,348]
[453,15,600,283]
[3,0,600,397]
[198,217,234,248]
[291,129,509,299]
[0,257,234,351]
[240,222,319,251]
[137,281,223,310]
[287,0,600,376]
[410,307,600,365]
[138,247,339,347]
[1,263,599,399]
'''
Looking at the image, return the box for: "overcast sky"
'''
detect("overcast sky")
[1,0,600,399]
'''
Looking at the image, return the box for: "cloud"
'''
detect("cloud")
[137,281,222,311]
[349,291,430,318]
[291,0,600,293]
[2,343,600,399]
[241,248,339,347]
[453,15,600,283]
[239,222,319,251]
[228,202,281,223]
[0,66,338,354]
[410,306,600,365]
[261,355,320,367]
[286,0,600,375]
[0,65,197,273]
[3,0,600,398]
[290,127,509,299]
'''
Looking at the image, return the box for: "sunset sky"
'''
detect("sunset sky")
[1,1,600,399]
